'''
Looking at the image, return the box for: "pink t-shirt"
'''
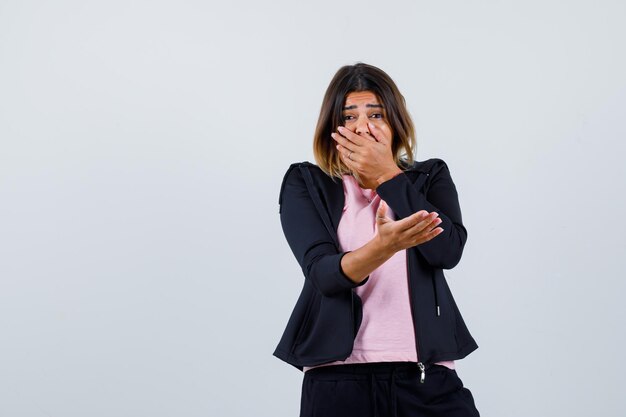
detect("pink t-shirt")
[303,174,455,372]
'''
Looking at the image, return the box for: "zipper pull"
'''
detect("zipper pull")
[417,362,426,383]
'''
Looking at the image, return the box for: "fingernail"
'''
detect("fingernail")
[338,126,345,132]
[368,122,374,129]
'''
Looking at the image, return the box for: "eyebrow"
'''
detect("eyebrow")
[342,104,385,110]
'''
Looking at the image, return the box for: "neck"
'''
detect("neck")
[355,176,377,190]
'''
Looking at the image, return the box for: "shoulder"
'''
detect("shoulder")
[403,157,450,175]
[278,161,329,205]
[279,161,318,187]
[280,161,316,180]
[404,158,458,192]
[279,161,338,185]
[278,161,342,206]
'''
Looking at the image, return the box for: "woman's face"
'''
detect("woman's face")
[341,90,394,142]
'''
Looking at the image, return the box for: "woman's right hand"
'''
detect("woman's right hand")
[374,200,444,254]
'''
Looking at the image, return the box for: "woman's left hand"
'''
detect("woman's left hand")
[332,123,402,186]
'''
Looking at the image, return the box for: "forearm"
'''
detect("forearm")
[339,236,395,284]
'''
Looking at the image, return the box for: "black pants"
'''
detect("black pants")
[300,361,480,417]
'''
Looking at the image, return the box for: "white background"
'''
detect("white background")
[1,1,625,416]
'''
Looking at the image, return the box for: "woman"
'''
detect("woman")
[274,63,480,417]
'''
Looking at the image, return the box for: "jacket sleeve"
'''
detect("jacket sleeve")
[278,164,369,297]
[375,159,468,269]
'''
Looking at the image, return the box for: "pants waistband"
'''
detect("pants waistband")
[305,361,423,379]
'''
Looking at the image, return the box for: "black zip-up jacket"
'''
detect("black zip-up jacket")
[273,158,478,372]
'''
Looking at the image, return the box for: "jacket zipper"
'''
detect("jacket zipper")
[406,249,427,383]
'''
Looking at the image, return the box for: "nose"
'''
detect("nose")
[355,117,370,136]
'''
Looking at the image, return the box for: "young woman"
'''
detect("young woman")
[274,63,480,417]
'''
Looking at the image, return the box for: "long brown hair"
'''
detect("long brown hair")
[313,63,417,180]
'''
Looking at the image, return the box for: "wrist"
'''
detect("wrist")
[371,234,397,260]
[376,167,403,186]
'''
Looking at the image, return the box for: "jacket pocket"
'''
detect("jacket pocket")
[292,290,354,363]
[293,291,318,347]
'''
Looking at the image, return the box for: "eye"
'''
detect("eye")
[342,115,354,121]
[370,113,383,119]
